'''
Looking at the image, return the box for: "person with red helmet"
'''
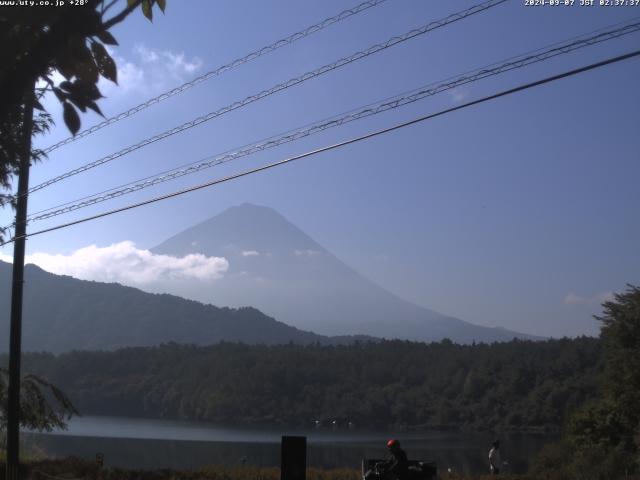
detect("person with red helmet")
[379,439,409,480]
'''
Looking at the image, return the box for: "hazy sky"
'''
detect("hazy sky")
[1,0,639,338]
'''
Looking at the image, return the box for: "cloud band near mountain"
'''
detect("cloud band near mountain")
[0,241,228,284]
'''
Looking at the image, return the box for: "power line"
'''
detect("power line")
[4,48,638,247]
[27,19,640,220]
[23,20,640,224]
[26,0,508,196]
[41,0,390,154]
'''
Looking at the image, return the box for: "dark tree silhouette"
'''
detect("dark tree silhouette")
[0,0,166,238]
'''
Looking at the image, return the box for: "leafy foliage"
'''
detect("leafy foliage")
[0,91,52,211]
[0,0,167,128]
[0,0,166,240]
[597,285,640,430]
[8,337,601,431]
[530,285,640,479]
[0,367,78,434]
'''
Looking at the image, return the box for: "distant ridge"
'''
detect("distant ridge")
[0,204,541,351]
[153,203,542,343]
[0,262,371,353]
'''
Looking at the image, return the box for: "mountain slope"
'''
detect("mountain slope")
[0,262,351,353]
[152,203,540,343]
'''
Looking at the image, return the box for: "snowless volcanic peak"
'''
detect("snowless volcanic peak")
[152,203,540,343]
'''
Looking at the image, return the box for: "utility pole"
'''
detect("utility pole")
[5,84,35,480]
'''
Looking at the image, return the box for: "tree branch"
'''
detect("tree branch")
[102,0,120,15]
[102,0,143,30]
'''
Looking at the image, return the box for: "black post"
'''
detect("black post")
[281,436,306,480]
[5,85,35,480]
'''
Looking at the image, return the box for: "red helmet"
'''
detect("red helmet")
[387,439,400,449]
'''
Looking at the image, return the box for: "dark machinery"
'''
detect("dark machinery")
[361,458,437,480]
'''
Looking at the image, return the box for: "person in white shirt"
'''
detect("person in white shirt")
[488,440,501,475]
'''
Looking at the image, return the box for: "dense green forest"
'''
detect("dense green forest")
[6,337,601,431]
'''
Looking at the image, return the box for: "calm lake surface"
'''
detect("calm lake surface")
[24,415,556,474]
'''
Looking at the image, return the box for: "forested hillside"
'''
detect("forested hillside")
[0,262,366,352]
[11,337,601,431]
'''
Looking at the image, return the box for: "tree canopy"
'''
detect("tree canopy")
[8,336,602,432]
[0,367,77,433]
[0,0,167,434]
[531,285,640,479]
[0,0,166,238]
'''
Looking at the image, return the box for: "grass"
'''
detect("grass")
[0,458,363,480]
[0,457,541,480]
[4,456,640,480]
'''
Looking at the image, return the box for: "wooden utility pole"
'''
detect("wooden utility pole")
[5,84,35,480]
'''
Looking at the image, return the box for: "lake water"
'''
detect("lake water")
[24,415,555,474]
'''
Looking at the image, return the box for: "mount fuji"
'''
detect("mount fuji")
[152,203,539,343]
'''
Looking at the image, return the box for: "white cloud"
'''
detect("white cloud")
[33,44,202,115]
[135,45,202,75]
[449,88,467,103]
[242,250,260,257]
[294,249,320,257]
[2,241,228,285]
[100,52,145,95]
[563,291,614,306]
[563,293,583,305]
[98,44,203,97]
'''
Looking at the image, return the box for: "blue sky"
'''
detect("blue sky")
[1,0,639,337]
